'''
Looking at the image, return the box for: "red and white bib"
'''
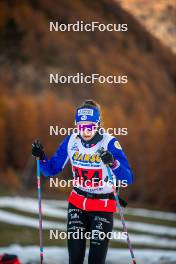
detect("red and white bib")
[67,133,117,212]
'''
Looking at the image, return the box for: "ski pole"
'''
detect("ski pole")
[106,165,137,264]
[36,158,44,264]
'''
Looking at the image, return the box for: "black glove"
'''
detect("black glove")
[32,139,45,160]
[100,150,114,166]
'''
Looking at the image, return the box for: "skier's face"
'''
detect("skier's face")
[77,121,98,141]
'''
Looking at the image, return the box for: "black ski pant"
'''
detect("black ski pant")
[67,203,113,264]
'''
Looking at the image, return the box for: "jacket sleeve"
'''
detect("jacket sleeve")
[107,138,133,185]
[39,135,70,177]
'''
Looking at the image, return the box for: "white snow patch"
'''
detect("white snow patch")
[126,208,176,221]
[0,197,67,219]
[0,210,176,248]
[0,197,176,237]
[113,219,176,236]
[0,245,176,264]
[0,210,66,230]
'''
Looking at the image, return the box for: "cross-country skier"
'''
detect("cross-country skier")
[32,99,133,264]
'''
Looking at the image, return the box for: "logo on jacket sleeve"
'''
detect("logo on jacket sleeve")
[114,141,122,150]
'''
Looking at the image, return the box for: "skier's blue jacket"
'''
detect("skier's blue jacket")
[40,133,133,186]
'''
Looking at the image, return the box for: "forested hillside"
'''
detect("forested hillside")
[0,0,175,210]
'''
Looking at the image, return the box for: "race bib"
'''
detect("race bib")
[73,166,103,188]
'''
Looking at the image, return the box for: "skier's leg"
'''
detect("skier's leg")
[67,203,89,264]
[88,211,113,264]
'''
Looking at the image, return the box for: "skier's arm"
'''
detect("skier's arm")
[107,138,133,185]
[39,135,70,177]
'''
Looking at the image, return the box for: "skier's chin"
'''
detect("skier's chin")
[81,135,94,141]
